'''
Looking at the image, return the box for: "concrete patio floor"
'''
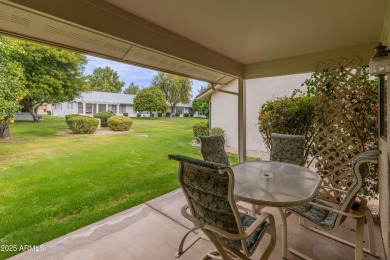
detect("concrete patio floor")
[11,189,386,260]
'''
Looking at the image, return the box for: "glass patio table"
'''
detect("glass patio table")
[231,160,322,259]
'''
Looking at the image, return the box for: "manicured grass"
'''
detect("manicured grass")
[0,116,239,259]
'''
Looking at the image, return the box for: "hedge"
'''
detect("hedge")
[108,116,133,131]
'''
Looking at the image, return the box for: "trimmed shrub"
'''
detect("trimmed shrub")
[68,116,99,134]
[184,113,189,117]
[175,112,180,117]
[157,112,163,117]
[47,111,52,115]
[258,94,315,151]
[193,122,209,137]
[123,112,128,117]
[190,113,194,117]
[209,127,225,136]
[65,114,81,127]
[108,116,133,131]
[137,113,141,117]
[166,112,171,117]
[93,112,115,127]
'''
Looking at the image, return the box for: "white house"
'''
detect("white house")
[197,73,311,157]
[52,91,136,117]
[52,91,195,117]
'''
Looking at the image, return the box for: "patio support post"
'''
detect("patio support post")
[82,102,86,115]
[238,78,247,162]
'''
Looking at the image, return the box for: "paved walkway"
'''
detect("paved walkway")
[11,189,385,260]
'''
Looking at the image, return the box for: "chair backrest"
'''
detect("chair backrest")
[197,135,230,166]
[270,133,305,166]
[168,154,245,251]
[334,150,380,226]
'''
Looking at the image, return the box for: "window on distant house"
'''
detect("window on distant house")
[108,104,117,113]
[119,104,127,113]
[78,102,83,114]
[177,107,183,114]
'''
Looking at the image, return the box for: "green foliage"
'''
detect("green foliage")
[85,66,125,93]
[65,114,81,127]
[193,122,209,137]
[123,112,129,117]
[166,112,171,117]
[175,112,180,117]
[258,92,316,160]
[133,87,168,118]
[93,112,115,127]
[151,72,192,114]
[209,127,225,136]
[183,113,189,117]
[192,99,209,117]
[137,113,141,117]
[157,112,163,117]
[0,37,26,138]
[123,82,140,95]
[68,116,98,134]
[107,116,133,131]
[0,36,87,122]
[191,84,211,118]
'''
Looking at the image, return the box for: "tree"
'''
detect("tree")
[85,66,125,93]
[1,36,87,122]
[133,87,168,119]
[123,82,140,94]
[151,72,192,115]
[0,37,26,138]
[192,84,212,117]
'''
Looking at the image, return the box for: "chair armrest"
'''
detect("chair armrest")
[309,201,367,218]
[204,212,275,241]
[180,205,203,228]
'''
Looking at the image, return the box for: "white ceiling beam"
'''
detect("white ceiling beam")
[245,43,376,79]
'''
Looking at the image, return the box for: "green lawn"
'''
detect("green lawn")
[0,116,240,259]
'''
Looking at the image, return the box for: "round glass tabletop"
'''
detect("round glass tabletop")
[232,160,322,207]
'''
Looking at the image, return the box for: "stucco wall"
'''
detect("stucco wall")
[379,0,390,256]
[210,73,310,157]
[210,80,239,148]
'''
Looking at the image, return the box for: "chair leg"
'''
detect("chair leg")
[175,227,203,258]
[202,230,235,260]
[365,209,378,255]
[261,215,276,260]
[355,217,365,260]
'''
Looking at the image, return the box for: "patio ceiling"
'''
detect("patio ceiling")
[0,0,387,82]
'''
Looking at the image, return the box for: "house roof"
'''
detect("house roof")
[76,91,134,104]
[75,91,192,107]
[1,0,386,82]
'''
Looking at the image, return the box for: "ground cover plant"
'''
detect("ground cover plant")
[0,116,243,259]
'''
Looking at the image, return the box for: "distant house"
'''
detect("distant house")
[51,91,195,117]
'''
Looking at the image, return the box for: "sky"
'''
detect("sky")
[84,55,207,98]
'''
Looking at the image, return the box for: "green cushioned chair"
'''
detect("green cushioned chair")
[170,154,276,260]
[287,150,380,260]
[197,135,230,166]
[270,133,305,166]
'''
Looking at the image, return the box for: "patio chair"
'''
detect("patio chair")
[287,150,380,260]
[270,133,305,166]
[169,154,276,260]
[197,135,230,166]
[251,133,306,216]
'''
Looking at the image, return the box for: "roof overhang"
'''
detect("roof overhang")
[0,0,387,82]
